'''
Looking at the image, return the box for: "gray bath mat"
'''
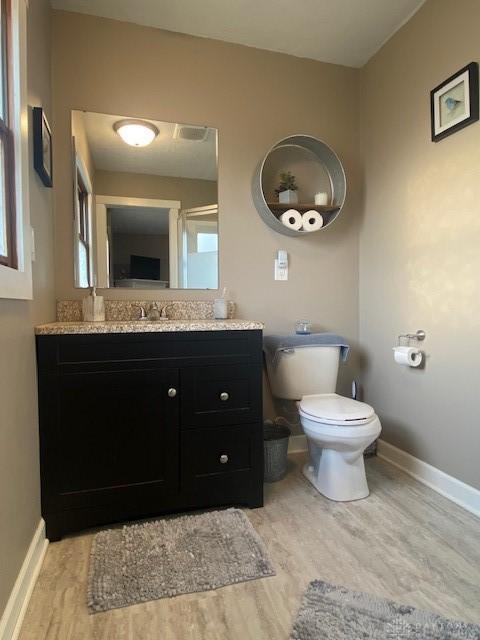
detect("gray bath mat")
[87,508,275,613]
[291,581,480,639]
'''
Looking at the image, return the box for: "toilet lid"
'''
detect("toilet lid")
[299,393,375,426]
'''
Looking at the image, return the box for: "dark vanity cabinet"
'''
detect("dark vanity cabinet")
[36,329,263,541]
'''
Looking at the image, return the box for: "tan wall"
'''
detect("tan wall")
[96,170,217,211]
[0,0,55,617]
[359,0,480,488]
[51,11,362,411]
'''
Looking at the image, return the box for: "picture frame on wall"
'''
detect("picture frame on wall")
[33,107,53,187]
[430,62,479,142]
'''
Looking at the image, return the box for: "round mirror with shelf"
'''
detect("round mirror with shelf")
[252,135,346,237]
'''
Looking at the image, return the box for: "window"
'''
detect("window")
[197,232,218,253]
[0,0,16,269]
[182,218,218,289]
[74,166,91,288]
[72,143,93,288]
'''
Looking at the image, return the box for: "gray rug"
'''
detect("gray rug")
[291,581,480,639]
[87,508,275,613]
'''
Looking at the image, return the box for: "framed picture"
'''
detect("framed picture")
[431,62,479,142]
[33,107,53,187]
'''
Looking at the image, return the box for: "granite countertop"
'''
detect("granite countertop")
[35,319,264,336]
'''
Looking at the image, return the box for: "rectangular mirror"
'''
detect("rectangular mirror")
[71,110,218,289]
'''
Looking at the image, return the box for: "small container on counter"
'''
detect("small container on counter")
[214,287,229,319]
[295,319,312,335]
[82,287,105,322]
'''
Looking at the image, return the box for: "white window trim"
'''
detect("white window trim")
[0,0,31,299]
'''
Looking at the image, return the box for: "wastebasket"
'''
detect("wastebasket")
[263,421,291,482]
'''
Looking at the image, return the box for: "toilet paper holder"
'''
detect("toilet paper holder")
[397,329,426,346]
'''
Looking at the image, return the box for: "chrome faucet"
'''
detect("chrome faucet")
[147,302,161,321]
[160,303,174,319]
[133,304,148,320]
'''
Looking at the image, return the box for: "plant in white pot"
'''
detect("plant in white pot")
[275,171,299,204]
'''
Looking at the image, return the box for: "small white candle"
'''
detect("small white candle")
[314,192,329,206]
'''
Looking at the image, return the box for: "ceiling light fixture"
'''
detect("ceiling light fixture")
[113,119,159,147]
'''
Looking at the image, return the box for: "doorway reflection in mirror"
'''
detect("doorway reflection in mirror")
[71,111,218,290]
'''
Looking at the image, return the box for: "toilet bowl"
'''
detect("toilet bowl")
[264,341,381,502]
[299,393,381,501]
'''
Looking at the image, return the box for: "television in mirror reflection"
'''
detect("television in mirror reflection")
[71,110,218,289]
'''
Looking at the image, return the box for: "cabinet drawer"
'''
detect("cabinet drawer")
[181,424,263,504]
[183,425,253,478]
[181,364,262,427]
[37,331,263,370]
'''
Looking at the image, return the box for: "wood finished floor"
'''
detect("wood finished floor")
[19,455,480,639]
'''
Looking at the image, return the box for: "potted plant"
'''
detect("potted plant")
[275,171,299,204]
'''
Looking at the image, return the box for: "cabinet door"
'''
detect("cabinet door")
[45,368,179,511]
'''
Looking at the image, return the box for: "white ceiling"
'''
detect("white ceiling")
[109,206,170,235]
[80,111,217,180]
[51,0,425,68]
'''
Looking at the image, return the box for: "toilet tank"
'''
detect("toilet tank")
[266,346,340,400]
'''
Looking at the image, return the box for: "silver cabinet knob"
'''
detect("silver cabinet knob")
[220,454,229,464]
[220,392,229,401]
[167,388,177,398]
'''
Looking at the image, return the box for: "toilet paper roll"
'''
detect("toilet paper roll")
[280,209,303,231]
[302,210,324,232]
[393,346,423,367]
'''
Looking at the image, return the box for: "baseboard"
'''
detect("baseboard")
[288,434,307,453]
[0,519,48,640]
[377,439,480,519]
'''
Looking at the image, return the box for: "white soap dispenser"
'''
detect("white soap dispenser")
[82,286,105,322]
[214,287,229,320]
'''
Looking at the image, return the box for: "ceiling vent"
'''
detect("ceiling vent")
[173,124,209,142]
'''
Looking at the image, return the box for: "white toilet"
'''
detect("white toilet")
[266,345,381,502]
